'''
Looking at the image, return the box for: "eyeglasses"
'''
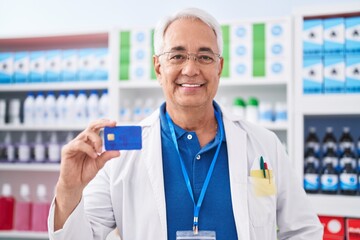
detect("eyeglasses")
[156,51,221,66]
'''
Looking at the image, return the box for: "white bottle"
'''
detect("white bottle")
[33,132,45,163]
[258,101,273,123]
[143,98,154,118]
[99,90,109,119]
[65,91,76,124]
[9,98,21,125]
[23,92,35,126]
[75,90,88,124]
[0,99,5,126]
[87,90,99,122]
[56,91,66,124]
[44,91,57,125]
[47,132,60,163]
[34,92,45,125]
[274,102,287,122]
[18,132,30,163]
[132,98,143,122]
[62,131,74,150]
[119,99,132,122]
[245,97,259,123]
[4,132,15,163]
[232,97,246,119]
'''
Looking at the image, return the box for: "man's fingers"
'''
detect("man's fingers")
[87,119,117,134]
[82,131,103,154]
[64,139,98,159]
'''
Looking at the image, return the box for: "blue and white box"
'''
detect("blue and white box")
[345,55,360,93]
[61,49,78,81]
[14,52,29,83]
[323,56,345,93]
[303,19,323,57]
[0,52,13,83]
[45,50,62,82]
[323,18,345,56]
[93,48,109,80]
[78,48,95,81]
[29,51,46,82]
[345,16,360,55]
[303,57,323,94]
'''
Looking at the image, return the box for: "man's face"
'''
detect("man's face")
[154,18,223,111]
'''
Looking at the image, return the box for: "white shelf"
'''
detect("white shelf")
[0,231,48,239]
[0,163,60,172]
[219,78,288,87]
[259,121,289,131]
[299,94,360,115]
[0,124,86,131]
[308,195,360,218]
[0,81,109,92]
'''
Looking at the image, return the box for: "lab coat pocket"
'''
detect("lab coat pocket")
[248,175,276,227]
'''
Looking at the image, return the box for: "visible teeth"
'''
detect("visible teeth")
[181,83,201,87]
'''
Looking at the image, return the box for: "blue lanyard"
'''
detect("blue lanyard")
[165,110,224,234]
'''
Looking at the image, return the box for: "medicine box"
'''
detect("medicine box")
[303,56,323,94]
[303,19,323,57]
[45,50,61,82]
[346,218,360,240]
[29,51,46,83]
[13,51,29,83]
[318,215,345,240]
[93,48,109,80]
[323,56,345,93]
[346,55,360,93]
[61,49,78,81]
[345,16,360,55]
[78,48,95,81]
[0,52,13,83]
[323,18,345,56]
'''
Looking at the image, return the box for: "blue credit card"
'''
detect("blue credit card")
[104,126,142,150]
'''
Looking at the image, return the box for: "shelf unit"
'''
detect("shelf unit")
[293,3,360,218]
[0,231,48,240]
[0,16,293,239]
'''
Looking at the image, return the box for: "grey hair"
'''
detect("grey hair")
[153,8,223,56]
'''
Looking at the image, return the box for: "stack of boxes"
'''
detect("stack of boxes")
[302,16,360,94]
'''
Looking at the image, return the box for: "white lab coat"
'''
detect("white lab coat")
[48,106,323,240]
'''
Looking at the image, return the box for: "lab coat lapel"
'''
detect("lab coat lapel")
[223,116,250,240]
[142,111,167,239]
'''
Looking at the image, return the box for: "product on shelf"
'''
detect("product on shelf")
[339,127,355,154]
[31,184,50,232]
[44,91,57,125]
[1,132,15,162]
[322,127,338,153]
[339,148,358,195]
[305,126,320,156]
[33,132,46,163]
[47,132,61,163]
[0,52,13,84]
[274,102,287,122]
[319,215,345,240]
[87,90,100,122]
[232,97,246,119]
[45,49,62,82]
[346,218,360,240]
[23,92,35,125]
[29,51,46,83]
[99,89,109,119]
[14,51,29,83]
[9,98,21,125]
[0,183,15,230]
[304,148,321,193]
[74,90,88,124]
[245,97,259,123]
[0,99,5,125]
[14,184,32,231]
[34,92,46,125]
[17,132,31,163]
[321,151,340,195]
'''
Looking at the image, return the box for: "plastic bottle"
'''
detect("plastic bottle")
[304,161,320,194]
[323,147,339,172]
[56,91,66,124]
[9,98,21,125]
[87,90,99,122]
[17,132,30,163]
[340,162,358,195]
[0,183,15,230]
[99,89,109,119]
[4,132,15,163]
[34,92,46,125]
[44,91,57,125]
[31,184,50,232]
[258,101,273,123]
[232,97,246,119]
[305,127,320,157]
[322,127,337,154]
[23,92,35,125]
[274,102,287,122]
[321,153,339,195]
[143,98,154,118]
[132,98,143,122]
[75,90,88,124]
[304,148,320,171]
[47,132,61,163]
[14,184,32,231]
[65,91,76,124]
[0,99,5,125]
[245,97,259,123]
[33,132,46,163]
[339,127,355,154]
[119,99,132,122]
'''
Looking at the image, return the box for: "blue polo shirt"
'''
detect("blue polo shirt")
[160,102,237,239]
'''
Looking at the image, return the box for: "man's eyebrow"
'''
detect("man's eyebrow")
[168,46,215,52]
[169,46,186,51]
[198,47,214,53]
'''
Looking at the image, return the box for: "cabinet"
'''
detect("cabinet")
[293,3,360,218]
[0,16,293,239]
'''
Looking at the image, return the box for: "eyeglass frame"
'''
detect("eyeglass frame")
[155,50,222,66]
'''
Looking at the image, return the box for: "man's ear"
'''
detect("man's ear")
[153,55,161,79]
[217,57,224,78]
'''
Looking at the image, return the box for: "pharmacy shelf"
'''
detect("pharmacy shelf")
[308,195,360,218]
[0,231,48,239]
[298,94,360,115]
[0,124,86,131]
[259,121,289,131]
[0,163,60,172]
[0,81,109,92]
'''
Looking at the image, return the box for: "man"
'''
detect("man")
[48,8,323,240]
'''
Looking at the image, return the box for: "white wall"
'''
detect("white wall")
[0,0,359,36]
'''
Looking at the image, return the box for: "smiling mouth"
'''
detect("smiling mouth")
[179,83,204,87]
